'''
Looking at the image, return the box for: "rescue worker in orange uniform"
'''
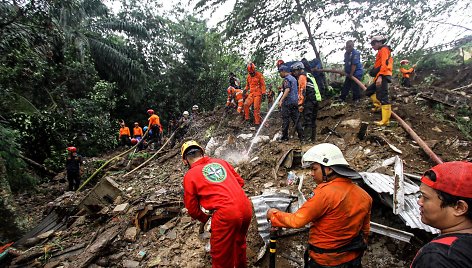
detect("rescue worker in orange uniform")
[365,35,394,126]
[267,143,372,268]
[181,141,252,268]
[244,63,266,126]
[147,109,162,147]
[399,59,415,87]
[118,122,131,146]
[133,122,143,138]
[226,86,244,114]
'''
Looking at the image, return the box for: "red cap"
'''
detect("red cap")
[421,161,472,198]
[67,146,77,153]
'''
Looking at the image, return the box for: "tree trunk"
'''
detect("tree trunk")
[293,0,328,88]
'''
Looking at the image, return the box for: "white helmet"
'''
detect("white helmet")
[371,35,387,43]
[302,143,361,180]
[192,105,199,110]
[183,111,189,116]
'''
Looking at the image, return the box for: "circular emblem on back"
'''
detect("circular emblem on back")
[202,163,227,183]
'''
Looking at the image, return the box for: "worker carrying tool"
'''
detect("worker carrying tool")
[267,143,372,268]
[181,140,252,268]
[411,161,472,267]
[364,35,394,126]
[226,85,244,114]
[244,62,267,126]
[399,59,415,88]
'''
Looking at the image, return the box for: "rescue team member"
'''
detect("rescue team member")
[133,122,143,139]
[181,141,252,268]
[302,57,326,97]
[364,35,394,126]
[66,146,82,191]
[339,40,364,103]
[399,59,415,88]
[278,65,304,141]
[226,85,244,114]
[118,122,131,146]
[244,62,267,126]
[147,109,162,147]
[411,161,472,267]
[267,143,372,268]
[293,61,322,142]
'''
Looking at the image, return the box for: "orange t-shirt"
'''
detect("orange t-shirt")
[148,114,161,128]
[269,178,372,266]
[244,72,266,96]
[297,74,307,106]
[119,127,130,137]
[400,67,414,78]
[374,46,393,80]
[133,126,143,137]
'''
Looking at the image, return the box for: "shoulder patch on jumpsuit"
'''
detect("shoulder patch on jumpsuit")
[202,163,227,183]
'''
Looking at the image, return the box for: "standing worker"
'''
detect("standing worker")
[293,61,322,142]
[399,59,415,87]
[118,121,131,147]
[133,122,143,139]
[278,65,304,141]
[364,35,394,126]
[339,40,364,103]
[181,140,253,268]
[65,146,82,191]
[267,143,372,268]
[147,109,162,148]
[244,62,267,126]
[411,161,472,267]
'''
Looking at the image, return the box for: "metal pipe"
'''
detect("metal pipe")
[317,69,443,165]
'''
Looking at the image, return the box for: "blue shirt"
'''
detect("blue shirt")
[282,74,298,105]
[344,49,364,78]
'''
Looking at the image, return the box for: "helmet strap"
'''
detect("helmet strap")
[321,167,328,182]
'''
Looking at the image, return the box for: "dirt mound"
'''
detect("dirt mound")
[5,81,471,267]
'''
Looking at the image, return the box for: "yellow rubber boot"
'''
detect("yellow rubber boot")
[375,104,391,126]
[370,94,381,112]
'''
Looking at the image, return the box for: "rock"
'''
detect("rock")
[181,216,192,224]
[123,260,140,268]
[340,119,361,129]
[37,229,55,239]
[166,230,177,240]
[237,133,253,140]
[113,203,129,213]
[135,250,146,261]
[95,257,109,266]
[126,187,133,192]
[124,227,138,242]
[263,182,274,188]
[147,256,161,267]
[432,126,443,133]
[71,215,86,228]
[109,252,126,261]
[113,195,122,205]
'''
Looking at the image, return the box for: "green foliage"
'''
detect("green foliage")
[0,124,36,191]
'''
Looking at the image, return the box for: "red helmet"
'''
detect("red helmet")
[247,63,256,73]
[276,59,284,67]
[130,138,138,145]
[227,87,234,94]
[67,146,77,153]
[147,109,154,115]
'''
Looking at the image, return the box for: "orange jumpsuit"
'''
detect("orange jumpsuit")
[133,126,143,137]
[244,71,266,125]
[297,74,307,106]
[226,86,244,114]
[148,114,162,144]
[269,177,372,267]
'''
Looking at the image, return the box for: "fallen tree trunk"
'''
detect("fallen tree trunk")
[19,154,56,177]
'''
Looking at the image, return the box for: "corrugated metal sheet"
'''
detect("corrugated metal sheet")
[360,172,419,195]
[362,172,439,234]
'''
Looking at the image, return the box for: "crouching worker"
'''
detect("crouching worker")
[267,143,372,268]
[181,141,252,268]
[411,161,472,267]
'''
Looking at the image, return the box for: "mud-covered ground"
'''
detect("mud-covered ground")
[5,74,471,267]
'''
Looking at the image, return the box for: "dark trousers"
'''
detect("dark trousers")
[67,171,80,191]
[340,77,361,101]
[282,103,304,140]
[303,100,319,141]
[365,76,390,105]
[306,255,362,268]
[401,77,411,87]
[315,76,326,97]
[120,135,130,146]
[150,125,161,146]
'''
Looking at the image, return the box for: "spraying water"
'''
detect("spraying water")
[246,92,284,156]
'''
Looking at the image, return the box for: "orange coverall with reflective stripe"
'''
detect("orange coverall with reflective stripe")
[119,127,130,138]
[244,71,266,124]
[226,86,244,113]
[374,46,393,81]
[269,178,372,266]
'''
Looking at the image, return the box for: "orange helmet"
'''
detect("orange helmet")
[276,59,284,67]
[247,63,256,73]
[67,146,77,153]
[147,109,154,115]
